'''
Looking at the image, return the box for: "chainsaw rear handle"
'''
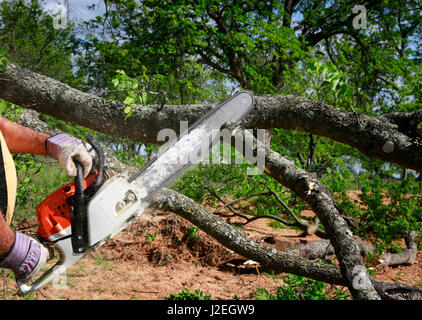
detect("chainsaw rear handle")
[70,160,88,254]
[86,135,105,188]
[71,135,105,254]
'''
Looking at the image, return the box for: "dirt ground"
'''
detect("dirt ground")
[1,204,421,300]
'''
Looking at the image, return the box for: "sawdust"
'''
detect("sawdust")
[98,213,234,268]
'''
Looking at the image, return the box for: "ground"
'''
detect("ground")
[1,202,421,300]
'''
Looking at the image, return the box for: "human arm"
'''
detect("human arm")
[0,117,49,155]
[0,117,93,177]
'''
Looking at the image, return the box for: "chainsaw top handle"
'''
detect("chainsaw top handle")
[86,135,105,188]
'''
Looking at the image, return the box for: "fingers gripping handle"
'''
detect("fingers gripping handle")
[17,230,85,293]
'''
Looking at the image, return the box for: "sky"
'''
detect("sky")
[43,0,106,23]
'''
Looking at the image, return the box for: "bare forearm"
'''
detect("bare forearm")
[0,117,49,155]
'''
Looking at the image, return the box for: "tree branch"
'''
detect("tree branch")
[258,180,327,238]
[232,127,380,300]
[1,64,420,171]
[151,188,347,286]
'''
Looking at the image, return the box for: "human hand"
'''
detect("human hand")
[46,133,94,178]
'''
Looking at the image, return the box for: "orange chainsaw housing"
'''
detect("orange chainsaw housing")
[36,172,97,241]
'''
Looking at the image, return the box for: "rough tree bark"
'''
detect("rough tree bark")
[0,64,421,171]
[232,128,380,299]
[2,65,422,299]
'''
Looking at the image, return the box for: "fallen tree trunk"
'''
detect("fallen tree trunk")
[276,234,418,269]
[275,238,369,261]
[1,64,421,171]
[151,188,422,300]
[371,278,422,300]
[377,231,419,268]
[152,188,347,285]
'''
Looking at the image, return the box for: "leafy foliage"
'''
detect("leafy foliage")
[254,274,351,300]
[0,0,76,83]
[323,169,422,253]
[164,288,211,300]
[110,69,148,119]
[188,226,200,241]
[0,48,8,71]
[358,175,422,252]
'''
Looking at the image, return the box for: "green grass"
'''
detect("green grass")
[13,157,70,223]
[164,288,211,300]
[253,274,351,300]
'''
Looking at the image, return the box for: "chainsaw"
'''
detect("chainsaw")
[17,90,256,293]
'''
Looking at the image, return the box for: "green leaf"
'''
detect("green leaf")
[112,78,119,87]
[124,105,132,114]
[123,96,135,104]
[141,91,147,104]
[0,57,9,71]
